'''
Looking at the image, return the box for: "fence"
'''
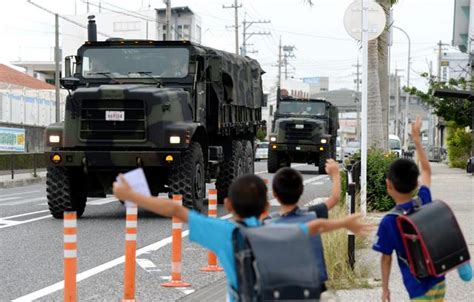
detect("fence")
[0,152,46,179]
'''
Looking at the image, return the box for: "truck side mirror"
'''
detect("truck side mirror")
[65,56,71,77]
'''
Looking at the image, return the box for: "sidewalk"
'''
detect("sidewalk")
[0,170,46,189]
[183,163,473,302]
[334,163,474,301]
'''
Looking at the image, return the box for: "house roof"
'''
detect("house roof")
[0,64,55,90]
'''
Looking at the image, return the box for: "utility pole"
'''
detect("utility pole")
[394,69,403,137]
[241,16,270,56]
[437,40,449,83]
[54,13,60,123]
[277,36,282,88]
[164,0,171,41]
[282,45,296,80]
[223,0,242,55]
[353,59,361,141]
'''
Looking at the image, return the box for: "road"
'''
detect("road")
[0,161,332,301]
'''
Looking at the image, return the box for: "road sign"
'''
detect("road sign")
[343,0,386,41]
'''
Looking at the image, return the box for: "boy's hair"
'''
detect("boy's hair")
[387,158,420,193]
[228,174,268,218]
[272,167,304,205]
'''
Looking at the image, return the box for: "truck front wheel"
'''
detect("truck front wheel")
[169,142,205,212]
[216,140,243,204]
[242,140,254,175]
[46,166,87,219]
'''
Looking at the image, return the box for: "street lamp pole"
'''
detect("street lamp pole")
[393,26,411,149]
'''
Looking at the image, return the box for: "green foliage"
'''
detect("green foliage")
[405,75,473,128]
[0,153,46,171]
[256,127,267,141]
[446,123,472,168]
[366,149,396,211]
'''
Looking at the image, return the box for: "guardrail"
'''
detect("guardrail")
[0,152,46,179]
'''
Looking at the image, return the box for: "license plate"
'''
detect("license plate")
[296,146,301,150]
[295,124,304,129]
[105,111,125,121]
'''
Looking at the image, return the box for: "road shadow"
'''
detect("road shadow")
[298,170,320,175]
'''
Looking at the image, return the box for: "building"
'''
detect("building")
[302,76,329,97]
[156,7,202,43]
[440,51,470,82]
[0,64,66,152]
[453,0,474,72]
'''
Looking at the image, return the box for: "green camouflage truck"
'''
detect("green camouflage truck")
[267,95,338,174]
[44,18,265,218]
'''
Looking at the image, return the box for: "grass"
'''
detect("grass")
[322,203,373,290]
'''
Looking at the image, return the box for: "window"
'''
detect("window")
[177,24,191,40]
[114,21,141,32]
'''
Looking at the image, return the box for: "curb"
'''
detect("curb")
[0,176,46,189]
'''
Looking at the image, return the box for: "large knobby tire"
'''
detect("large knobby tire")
[267,149,279,173]
[242,140,254,175]
[46,166,87,219]
[169,142,206,212]
[318,149,331,175]
[216,140,244,204]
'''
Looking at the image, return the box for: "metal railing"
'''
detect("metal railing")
[0,152,46,179]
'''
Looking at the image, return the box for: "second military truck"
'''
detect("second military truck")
[267,94,338,174]
[44,18,265,218]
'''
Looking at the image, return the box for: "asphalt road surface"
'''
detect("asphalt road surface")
[0,162,332,301]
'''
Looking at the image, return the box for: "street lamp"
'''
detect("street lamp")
[392,25,411,150]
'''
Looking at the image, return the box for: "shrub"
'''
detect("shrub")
[256,127,267,141]
[446,124,472,169]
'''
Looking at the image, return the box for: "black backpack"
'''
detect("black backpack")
[231,223,321,302]
[389,198,470,278]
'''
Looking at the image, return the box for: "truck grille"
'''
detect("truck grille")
[284,123,314,140]
[80,99,146,141]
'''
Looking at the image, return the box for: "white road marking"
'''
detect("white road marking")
[0,190,42,199]
[304,197,329,207]
[309,182,324,186]
[0,215,51,229]
[136,258,161,272]
[179,288,195,295]
[87,197,118,205]
[12,213,234,302]
[254,163,307,175]
[1,210,50,220]
[1,197,46,206]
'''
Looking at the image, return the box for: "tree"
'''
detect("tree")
[406,75,473,128]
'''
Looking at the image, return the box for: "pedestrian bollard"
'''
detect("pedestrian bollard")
[201,189,223,272]
[161,195,191,287]
[63,211,77,302]
[123,203,138,302]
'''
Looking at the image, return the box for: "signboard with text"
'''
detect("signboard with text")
[0,127,25,152]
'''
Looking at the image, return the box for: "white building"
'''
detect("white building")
[440,51,470,82]
[156,7,202,43]
[302,76,329,97]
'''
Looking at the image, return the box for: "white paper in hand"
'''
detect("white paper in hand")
[120,168,151,207]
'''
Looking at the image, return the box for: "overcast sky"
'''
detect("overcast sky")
[0,0,455,91]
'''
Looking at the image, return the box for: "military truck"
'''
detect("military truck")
[44,18,265,218]
[267,94,338,174]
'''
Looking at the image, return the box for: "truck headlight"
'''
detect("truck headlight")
[49,135,61,144]
[320,138,327,144]
[169,136,181,144]
[270,136,276,142]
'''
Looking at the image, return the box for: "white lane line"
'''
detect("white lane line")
[1,210,50,220]
[308,182,324,186]
[304,197,329,207]
[269,175,328,206]
[12,213,234,302]
[87,197,117,206]
[254,163,307,175]
[0,190,42,199]
[0,215,51,229]
[1,197,47,206]
[179,288,195,295]
[0,197,23,202]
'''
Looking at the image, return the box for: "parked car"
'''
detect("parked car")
[389,134,402,157]
[467,156,474,173]
[255,142,269,161]
[344,141,360,158]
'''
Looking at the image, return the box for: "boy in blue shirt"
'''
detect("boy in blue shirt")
[269,159,341,292]
[372,117,445,301]
[114,173,372,301]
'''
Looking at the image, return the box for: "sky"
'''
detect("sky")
[0,0,455,92]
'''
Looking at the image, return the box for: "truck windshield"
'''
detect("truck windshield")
[82,47,189,78]
[278,101,326,116]
[389,138,401,150]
